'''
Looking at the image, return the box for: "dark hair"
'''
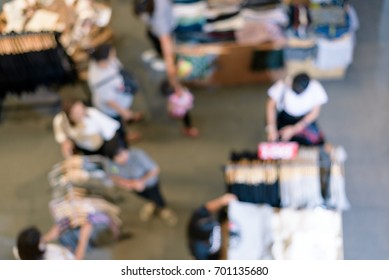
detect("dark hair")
[16,226,45,260]
[62,97,84,126]
[292,73,310,94]
[133,0,155,16]
[105,134,127,160]
[90,44,112,62]
[187,208,219,260]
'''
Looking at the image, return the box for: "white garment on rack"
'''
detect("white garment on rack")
[327,163,350,211]
[315,35,354,70]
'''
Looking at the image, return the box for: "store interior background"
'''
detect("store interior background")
[0,0,388,259]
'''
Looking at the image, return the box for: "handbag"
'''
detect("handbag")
[295,122,325,145]
[168,89,194,119]
[119,68,139,95]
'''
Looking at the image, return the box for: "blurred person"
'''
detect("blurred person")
[108,146,178,226]
[265,73,327,146]
[187,193,237,260]
[133,0,199,137]
[88,43,143,143]
[53,98,125,158]
[14,226,75,260]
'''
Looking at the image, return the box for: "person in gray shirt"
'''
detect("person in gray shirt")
[108,147,178,226]
[133,0,200,137]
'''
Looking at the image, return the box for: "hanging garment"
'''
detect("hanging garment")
[326,159,350,211]
[0,32,76,98]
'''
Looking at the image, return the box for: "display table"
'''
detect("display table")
[221,204,344,260]
[173,0,357,85]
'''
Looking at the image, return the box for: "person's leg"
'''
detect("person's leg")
[136,182,166,208]
[182,111,192,129]
[110,116,128,148]
[147,30,163,57]
[136,183,178,225]
[182,111,199,138]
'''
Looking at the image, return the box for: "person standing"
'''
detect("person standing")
[88,44,143,143]
[134,0,199,137]
[108,146,178,226]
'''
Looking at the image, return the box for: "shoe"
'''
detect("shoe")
[118,230,133,241]
[139,202,157,222]
[128,112,145,124]
[141,49,158,63]
[126,131,142,143]
[151,59,166,72]
[159,208,178,226]
[182,127,199,138]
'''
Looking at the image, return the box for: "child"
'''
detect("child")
[168,88,199,138]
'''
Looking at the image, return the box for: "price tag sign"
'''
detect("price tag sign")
[258,142,299,160]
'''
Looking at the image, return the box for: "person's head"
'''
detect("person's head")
[133,0,155,16]
[16,226,45,260]
[187,210,219,259]
[90,44,115,63]
[62,98,87,126]
[113,148,129,165]
[292,73,311,94]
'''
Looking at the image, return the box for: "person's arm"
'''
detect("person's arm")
[42,225,61,243]
[204,193,237,213]
[266,98,279,142]
[111,167,159,192]
[74,222,93,260]
[160,34,184,94]
[53,114,74,158]
[106,100,134,121]
[279,105,321,141]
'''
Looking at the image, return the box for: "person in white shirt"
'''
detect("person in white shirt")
[265,73,328,145]
[53,98,125,158]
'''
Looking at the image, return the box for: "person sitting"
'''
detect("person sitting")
[88,44,142,142]
[108,146,178,226]
[265,73,328,146]
[53,97,125,158]
[14,226,75,260]
[187,194,237,260]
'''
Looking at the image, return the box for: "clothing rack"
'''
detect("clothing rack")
[224,146,349,210]
[48,155,114,199]
[48,161,121,251]
[0,31,77,121]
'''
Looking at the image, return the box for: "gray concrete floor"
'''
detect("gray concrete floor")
[0,0,388,260]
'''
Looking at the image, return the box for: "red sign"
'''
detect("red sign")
[258,142,299,160]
